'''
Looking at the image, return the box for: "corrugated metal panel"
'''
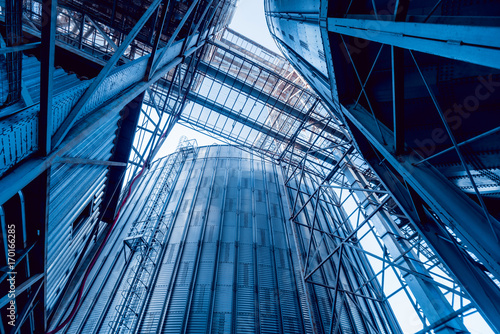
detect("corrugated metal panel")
[0,54,89,176]
[46,113,119,311]
[63,156,175,333]
[0,37,196,177]
[21,55,83,104]
[63,145,310,333]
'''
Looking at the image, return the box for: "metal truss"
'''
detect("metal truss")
[124,50,205,189]
[281,149,478,333]
[147,29,350,178]
[13,0,235,192]
[324,2,500,331]
[0,1,236,333]
[1,0,497,332]
[139,27,489,333]
[264,0,500,331]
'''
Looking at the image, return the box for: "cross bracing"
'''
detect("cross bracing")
[131,28,495,333]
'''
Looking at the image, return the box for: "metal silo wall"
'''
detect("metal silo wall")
[46,112,120,312]
[62,151,178,333]
[64,144,310,333]
[135,145,307,333]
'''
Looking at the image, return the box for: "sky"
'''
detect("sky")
[229,0,281,54]
[155,0,280,157]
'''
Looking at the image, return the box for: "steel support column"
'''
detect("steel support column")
[345,103,500,279]
[342,164,468,333]
[346,118,500,332]
[39,0,57,156]
[51,0,164,148]
[0,40,202,207]
[4,0,23,105]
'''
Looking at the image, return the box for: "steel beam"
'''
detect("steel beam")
[145,0,173,81]
[343,166,467,333]
[0,42,40,54]
[416,124,500,165]
[0,169,48,332]
[39,0,57,156]
[392,0,408,155]
[391,46,404,155]
[197,60,347,141]
[54,157,128,167]
[150,0,201,75]
[344,103,500,280]
[347,121,500,332]
[327,18,500,70]
[185,91,337,165]
[85,16,118,51]
[51,0,164,149]
[8,280,43,334]
[4,0,23,105]
[0,43,200,207]
[0,274,43,308]
[414,304,474,334]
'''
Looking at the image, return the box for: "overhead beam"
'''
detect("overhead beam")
[51,0,164,149]
[391,0,408,155]
[406,185,500,333]
[197,60,347,141]
[327,18,500,70]
[185,91,337,165]
[0,43,201,207]
[85,15,118,51]
[54,157,128,167]
[150,0,201,75]
[0,42,40,54]
[145,0,173,81]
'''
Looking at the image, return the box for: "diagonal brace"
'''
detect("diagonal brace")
[51,0,163,149]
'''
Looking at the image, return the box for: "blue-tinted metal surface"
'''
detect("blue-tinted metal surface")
[2,0,499,333]
[63,145,311,333]
[265,0,500,331]
[0,2,238,333]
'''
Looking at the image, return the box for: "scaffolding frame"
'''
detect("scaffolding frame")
[144,28,492,333]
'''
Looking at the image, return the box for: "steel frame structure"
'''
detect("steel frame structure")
[280,148,475,333]
[1,0,498,333]
[0,1,236,333]
[148,29,349,177]
[140,28,491,333]
[264,0,500,332]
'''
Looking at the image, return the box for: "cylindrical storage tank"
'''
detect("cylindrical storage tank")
[62,144,310,333]
[58,144,412,334]
[134,144,308,333]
